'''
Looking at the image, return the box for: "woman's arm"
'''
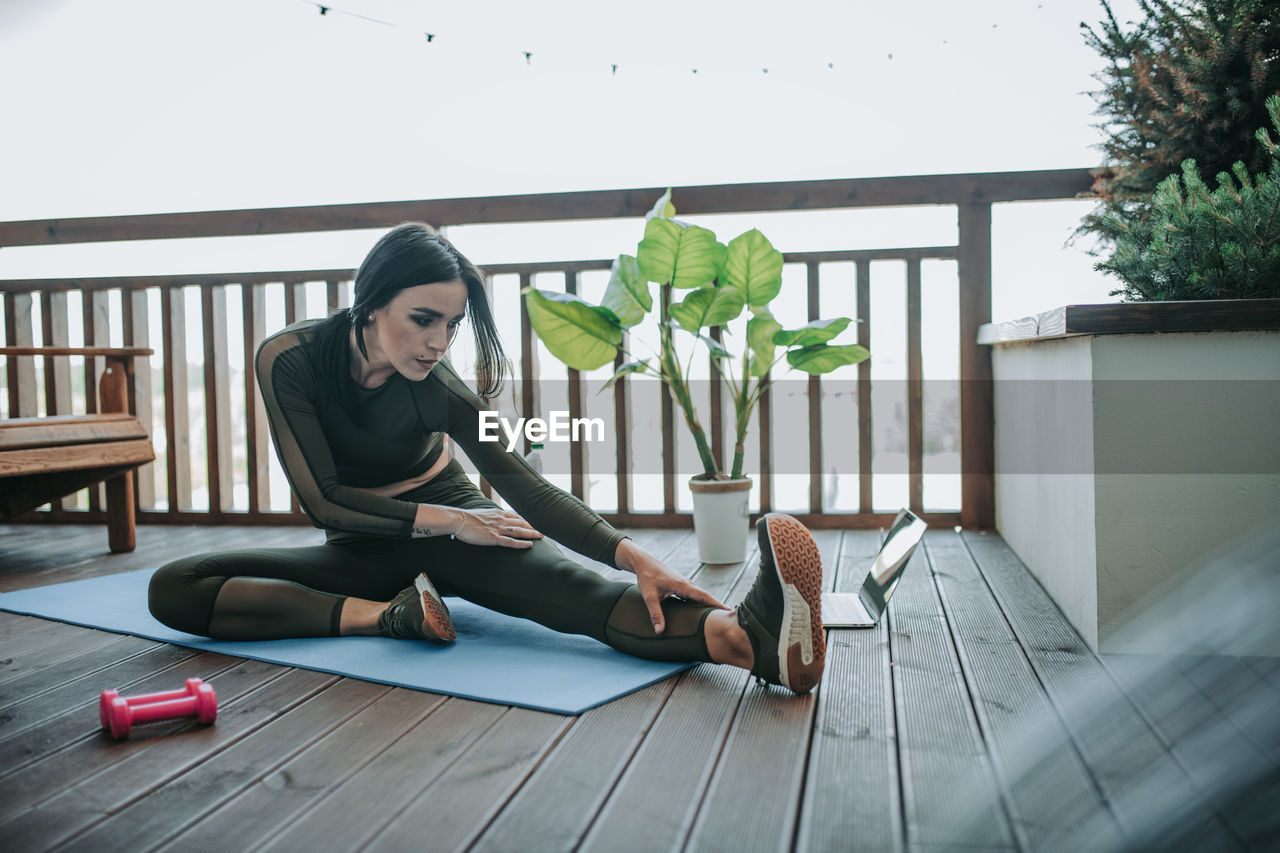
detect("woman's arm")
[614,538,730,633]
[346,446,543,548]
[433,363,628,565]
[408,502,542,547]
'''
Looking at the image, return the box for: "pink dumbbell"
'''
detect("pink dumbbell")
[99,677,217,740]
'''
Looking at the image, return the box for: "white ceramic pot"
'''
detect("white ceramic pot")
[688,476,752,564]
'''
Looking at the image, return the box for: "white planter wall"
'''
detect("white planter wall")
[990,329,1280,653]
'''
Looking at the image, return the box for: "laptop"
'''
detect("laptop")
[820,508,927,628]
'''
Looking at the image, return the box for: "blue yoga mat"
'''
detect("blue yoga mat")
[0,569,696,715]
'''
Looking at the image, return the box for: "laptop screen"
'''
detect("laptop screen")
[859,508,928,619]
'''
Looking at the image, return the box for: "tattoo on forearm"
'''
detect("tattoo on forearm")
[413,527,432,537]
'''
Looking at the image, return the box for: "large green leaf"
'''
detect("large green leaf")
[747,313,782,376]
[645,189,676,221]
[723,229,783,307]
[523,288,622,371]
[786,343,871,374]
[601,255,652,327]
[637,218,726,289]
[774,317,852,347]
[669,286,745,332]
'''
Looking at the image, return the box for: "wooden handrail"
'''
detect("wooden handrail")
[0,347,154,357]
[0,169,1095,247]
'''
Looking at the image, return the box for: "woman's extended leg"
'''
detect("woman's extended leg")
[148,540,418,640]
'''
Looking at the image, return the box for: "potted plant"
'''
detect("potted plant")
[522,191,869,562]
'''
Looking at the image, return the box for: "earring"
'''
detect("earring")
[367,313,374,322]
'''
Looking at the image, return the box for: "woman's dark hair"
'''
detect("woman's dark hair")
[311,222,508,416]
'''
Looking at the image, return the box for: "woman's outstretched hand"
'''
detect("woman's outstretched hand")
[451,508,543,549]
[614,538,731,634]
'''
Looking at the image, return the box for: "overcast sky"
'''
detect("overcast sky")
[0,0,1143,323]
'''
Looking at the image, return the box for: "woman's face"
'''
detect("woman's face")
[366,279,468,380]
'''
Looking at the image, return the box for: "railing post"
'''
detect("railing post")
[202,285,233,512]
[42,291,75,510]
[100,354,137,552]
[856,260,872,514]
[807,262,823,514]
[906,258,923,514]
[125,288,156,509]
[518,272,538,456]
[82,289,110,510]
[958,202,995,530]
[659,286,676,514]
[161,286,192,513]
[564,270,585,500]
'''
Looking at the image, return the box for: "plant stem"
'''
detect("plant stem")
[730,442,746,482]
[660,283,719,477]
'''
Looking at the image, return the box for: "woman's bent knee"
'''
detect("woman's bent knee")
[148,555,228,637]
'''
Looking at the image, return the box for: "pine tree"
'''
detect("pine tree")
[1096,95,1280,300]
[1081,0,1280,248]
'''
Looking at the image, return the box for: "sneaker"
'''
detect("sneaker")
[378,573,456,642]
[736,513,825,693]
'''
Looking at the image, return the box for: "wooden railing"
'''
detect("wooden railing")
[0,169,1095,531]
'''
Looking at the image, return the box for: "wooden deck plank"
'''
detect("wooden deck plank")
[0,526,103,576]
[578,665,749,852]
[0,616,94,664]
[0,525,208,591]
[0,610,65,640]
[0,523,321,593]
[0,659,288,821]
[255,699,507,851]
[890,532,1016,851]
[686,687,817,853]
[58,678,390,852]
[158,687,446,852]
[962,530,1236,850]
[470,528,728,853]
[923,530,1126,850]
[0,624,142,690]
[683,529,842,853]
[367,707,571,852]
[0,645,218,760]
[0,652,243,789]
[0,524,178,584]
[0,662,318,847]
[470,680,677,852]
[797,528,901,853]
[570,530,765,852]
[0,633,158,710]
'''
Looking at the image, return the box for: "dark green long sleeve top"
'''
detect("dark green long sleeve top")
[255,319,626,567]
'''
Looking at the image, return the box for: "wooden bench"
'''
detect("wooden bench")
[1,347,155,552]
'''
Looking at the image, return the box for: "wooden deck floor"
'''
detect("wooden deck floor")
[0,522,1275,852]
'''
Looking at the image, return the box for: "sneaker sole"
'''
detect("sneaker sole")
[763,513,825,693]
[414,574,456,642]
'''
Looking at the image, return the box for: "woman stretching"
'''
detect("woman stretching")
[148,223,827,694]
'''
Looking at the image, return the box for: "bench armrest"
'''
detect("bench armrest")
[1,347,152,415]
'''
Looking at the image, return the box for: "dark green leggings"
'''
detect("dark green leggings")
[148,461,714,663]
